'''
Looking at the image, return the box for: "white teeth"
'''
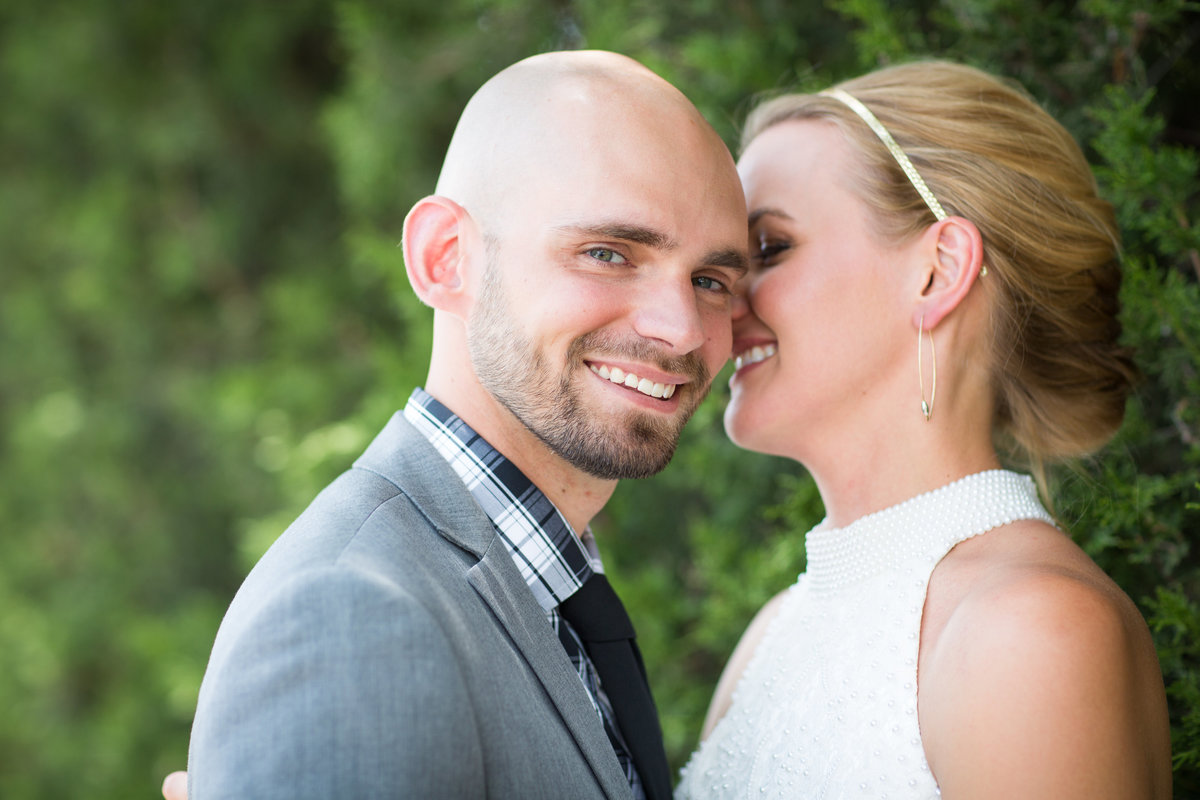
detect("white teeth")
[589,363,678,400]
[733,343,777,371]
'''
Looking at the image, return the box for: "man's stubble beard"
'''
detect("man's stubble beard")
[467,257,711,480]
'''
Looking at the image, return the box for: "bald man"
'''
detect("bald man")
[179,50,747,800]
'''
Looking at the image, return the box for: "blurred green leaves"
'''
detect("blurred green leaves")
[1,0,1197,796]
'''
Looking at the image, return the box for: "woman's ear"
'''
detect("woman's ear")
[401,195,474,315]
[913,216,985,330]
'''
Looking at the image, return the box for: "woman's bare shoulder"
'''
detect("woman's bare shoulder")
[919,519,1171,798]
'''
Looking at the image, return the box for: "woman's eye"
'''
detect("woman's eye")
[586,248,628,264]
[753,238,792,265]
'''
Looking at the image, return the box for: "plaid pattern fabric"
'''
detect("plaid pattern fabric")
[404,389,645,800]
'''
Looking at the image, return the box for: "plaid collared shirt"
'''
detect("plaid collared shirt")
[404,389,645,800]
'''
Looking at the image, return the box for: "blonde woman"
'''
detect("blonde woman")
[678,61,1171,799]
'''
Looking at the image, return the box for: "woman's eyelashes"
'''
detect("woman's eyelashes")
[752,232,793,266]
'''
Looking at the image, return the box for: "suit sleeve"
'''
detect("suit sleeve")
[188,565,486,799]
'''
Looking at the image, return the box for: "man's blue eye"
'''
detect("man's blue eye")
[694,276,727,292]
[587,248,627,264]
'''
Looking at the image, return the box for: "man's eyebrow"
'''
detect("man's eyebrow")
[554,223,678,250]
[555,222,747,275]
[748,207,794,226]
[705,247,749,277]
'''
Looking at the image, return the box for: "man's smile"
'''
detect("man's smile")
[587,362,678,399]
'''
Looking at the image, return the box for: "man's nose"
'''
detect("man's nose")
[630,277,707,354]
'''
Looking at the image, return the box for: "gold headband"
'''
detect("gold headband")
[819,88,947,221]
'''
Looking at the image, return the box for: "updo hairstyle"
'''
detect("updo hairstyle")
[742,61,1137,483]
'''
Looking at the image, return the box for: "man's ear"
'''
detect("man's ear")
[402,195,475,314]
[913,216,985,330]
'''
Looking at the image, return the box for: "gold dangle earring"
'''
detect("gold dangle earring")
[918,315,936,421]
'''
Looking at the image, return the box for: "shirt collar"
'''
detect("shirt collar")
[403,388,602,613]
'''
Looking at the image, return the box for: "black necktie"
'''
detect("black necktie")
[558,573,672,800]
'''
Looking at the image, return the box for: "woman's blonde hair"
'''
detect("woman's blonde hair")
[743,60,1137,488]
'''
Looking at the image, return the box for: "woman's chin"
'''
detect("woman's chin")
[723,403,766,453]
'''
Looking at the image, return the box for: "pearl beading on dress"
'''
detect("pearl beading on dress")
[675,470,1054,800]
[805,470,1054,594]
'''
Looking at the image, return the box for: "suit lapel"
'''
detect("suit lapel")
[357,413,634,800]
[468,541,633,800]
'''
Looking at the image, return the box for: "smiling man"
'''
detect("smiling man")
[179,50,747,800]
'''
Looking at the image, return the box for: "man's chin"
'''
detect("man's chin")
[570,446,678,480]
[559,420,683,480]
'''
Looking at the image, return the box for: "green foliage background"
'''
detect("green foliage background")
[1,0,1197,796]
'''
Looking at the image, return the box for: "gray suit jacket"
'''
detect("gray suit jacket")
[188,412,634,799]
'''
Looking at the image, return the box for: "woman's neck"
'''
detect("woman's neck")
[807,401,1002,530]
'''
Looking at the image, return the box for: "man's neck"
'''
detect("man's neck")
[422,383,618,535]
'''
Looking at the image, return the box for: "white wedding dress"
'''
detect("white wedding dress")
[676,470,1054,799]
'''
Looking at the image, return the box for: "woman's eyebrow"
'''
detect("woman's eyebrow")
[748,207,795,226]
